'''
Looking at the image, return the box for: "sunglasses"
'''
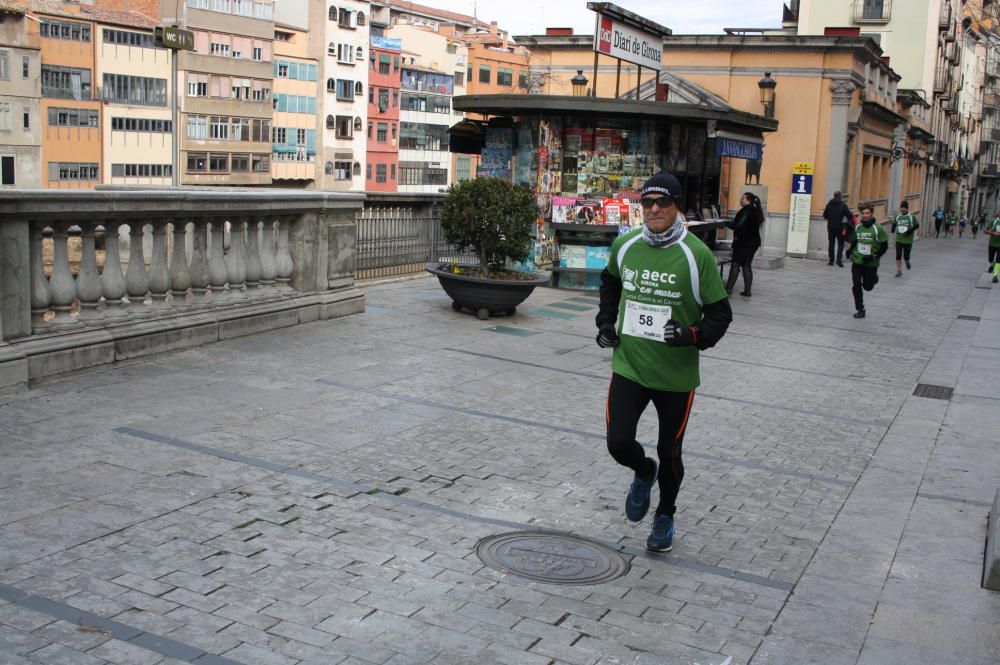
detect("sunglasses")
[640,196,675,210]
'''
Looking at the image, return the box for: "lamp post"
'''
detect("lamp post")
[571,70,589,97]
[758,71,777,119]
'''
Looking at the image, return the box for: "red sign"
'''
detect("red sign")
[597,17,613,54]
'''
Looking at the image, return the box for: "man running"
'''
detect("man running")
[934,207,945,238]
[945,211,956,238]
[845,204,889,319]
[987,212,1000,284]
[596,172,732,553]
[972,211,984,239]
[891,201,919,278]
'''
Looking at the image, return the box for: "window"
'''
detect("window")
[231,153,250,172]
[353,162,361,176]
[22,55,28,79]
[376,123,387,142]
[457,157,471,181]
[392,90,398,107]
[332,160,351,180]
[497,68,513,87]
[357,11,365,25]
[187,152,207,172]
[446,43,457,54]
[211,41,230,57]
[110,163,172,178]
[378,88,388,110]
[394,56,400,72]
[336,43,354,64]
[328,5,336,20]
[0,102,9,131]
[375,163,387,183]
[272,127,286,144]
[391,164,396,180]
[467,65,472,83]
[231,117,250,141]
[378,54,390,75]
[252,119,270,142]
[366,163,371,179]
[275,30,292,41]
[103,28,158,48]
[42,65,92,100]
[51,108,100,127]
[355,81,363,96]
[356,46,363,61]
[335,115,352,138]
[296,128,306,146]
[518,72,529,89]
[187,115,207,139]
[1,155,13,185]
[251,154,269,172]
[22,107,29,130]
[336,79,353,100]
[102,74,168,106]
[369,86,374,103]
[187,74,207,97]
[210,116,228,139]
[39,19,91,42]
[454,71,464,87]
[367,121,372,138]
[478,65,491,84]
[253,46,262,61]
[338,7,353,28]
[209,153,228,172]
[391,123,396,139]
[48,162,99,181]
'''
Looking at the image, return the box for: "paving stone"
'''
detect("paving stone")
[25,642,110,665]
[87,639,163,665]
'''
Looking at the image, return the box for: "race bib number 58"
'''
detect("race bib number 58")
[623,301,672,341]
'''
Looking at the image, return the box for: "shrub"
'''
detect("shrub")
[439,177,538,275]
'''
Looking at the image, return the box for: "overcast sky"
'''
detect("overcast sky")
[418,0,784,36]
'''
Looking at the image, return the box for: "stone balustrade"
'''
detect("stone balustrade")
[0,188,365,391]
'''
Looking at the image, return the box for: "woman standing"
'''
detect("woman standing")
[725,192,764,297]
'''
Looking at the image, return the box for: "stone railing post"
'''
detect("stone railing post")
[259,217,277,290]
[275,216,294,291]
[101,220,128,319]
[48,223,81,328]
[226,217,247,297]
[245,217,263,293]
[148,219,171,309]
[208,219,228,301]
[125,221,150,313]
[29,224,50,333]
[76,221,104,323]
[188,220,210,303]
[169,219,192,307]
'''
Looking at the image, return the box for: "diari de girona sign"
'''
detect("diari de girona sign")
[594,14,663,71]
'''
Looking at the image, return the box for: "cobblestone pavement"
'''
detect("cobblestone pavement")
[1,234,999,665]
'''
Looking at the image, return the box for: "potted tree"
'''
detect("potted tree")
[427,177,549,320]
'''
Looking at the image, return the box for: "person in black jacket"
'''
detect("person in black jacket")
[725,192,764,297]
[823,191,850,267]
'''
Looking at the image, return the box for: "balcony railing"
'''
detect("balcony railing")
[853,0,891,23]
[939,1,952,29]
[0,189,365,389]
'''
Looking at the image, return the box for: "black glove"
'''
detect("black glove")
[596,324,620,348]
[663,319,697,347]
[862,254,874,265]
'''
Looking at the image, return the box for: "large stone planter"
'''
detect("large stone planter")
[426,264,549,320]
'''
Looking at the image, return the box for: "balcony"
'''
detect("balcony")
[854,0,891,22]
[939,1,952,29]
[934,69,948,94]
[985,90,1000,108]
[982,162,999,178]
[0,189,365,388]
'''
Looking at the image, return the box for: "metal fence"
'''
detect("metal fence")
[356,206,476,280]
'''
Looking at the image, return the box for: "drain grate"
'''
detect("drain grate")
[913,384,954,400]
[957,315,981,321]
[975,286,991,290]
[476,531,629,585]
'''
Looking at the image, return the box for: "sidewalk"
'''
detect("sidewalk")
[1,234,998,665]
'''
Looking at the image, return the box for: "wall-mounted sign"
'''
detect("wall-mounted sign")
[154,26,194,51]
[716,138,762,161]
[370,36,402,51]
[594,14,662,71]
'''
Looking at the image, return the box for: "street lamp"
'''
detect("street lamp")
[571,70,589,97]
[758,71,777,118]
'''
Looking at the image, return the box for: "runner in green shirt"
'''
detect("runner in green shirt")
[987,214,1000,283]
[972,211,984,239]
[945,211,956,237]
[596,172,732,553]
[845,203,889,318]
[891,201,919,278]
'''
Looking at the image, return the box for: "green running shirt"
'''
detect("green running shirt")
[990,217,1000,248]
[894,213,918,246]
[606,227,728,392]
[848,222,889,267]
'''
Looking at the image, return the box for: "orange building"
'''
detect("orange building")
[35,6,101,188]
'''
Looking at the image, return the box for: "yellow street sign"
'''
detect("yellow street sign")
[792,162,814,175]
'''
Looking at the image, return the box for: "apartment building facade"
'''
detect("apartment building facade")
[365,34,400,191]
[169,0,275,185]
[272,23,320,185]
[320,0,368,191]
[0,6,41,188]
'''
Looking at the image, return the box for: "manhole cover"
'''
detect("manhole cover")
[913,383,954,400]
[476,531,629,585]
[957,315,981,321]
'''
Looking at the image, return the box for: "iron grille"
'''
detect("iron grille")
[913,384,954,400]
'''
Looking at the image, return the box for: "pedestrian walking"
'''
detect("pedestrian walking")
[845,204,889,319]
[892,201,919,278]
[934,207,945,237]
[724,192,764,297]
[823,191,851,267]
[987,212,1000,283]
[596,172,732,553]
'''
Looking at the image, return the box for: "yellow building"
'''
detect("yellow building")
[518,31,930,258]
[97,18,173,186]
[271,23,320,186]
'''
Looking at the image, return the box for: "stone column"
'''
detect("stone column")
[826,80,856,201]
